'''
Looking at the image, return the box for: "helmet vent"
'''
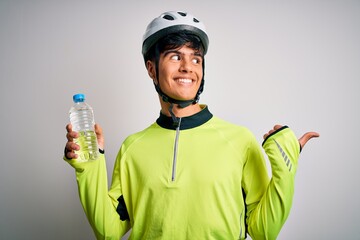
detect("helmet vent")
[177,11,187,17]
[163,15,174,20]
[193,18,199,23]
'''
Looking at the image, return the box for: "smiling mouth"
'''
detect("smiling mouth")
[176,78,193,84]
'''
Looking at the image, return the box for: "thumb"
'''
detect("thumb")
[299,131,320,150]
[95,124,104,150]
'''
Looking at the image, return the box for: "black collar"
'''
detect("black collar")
[156,105,213,130]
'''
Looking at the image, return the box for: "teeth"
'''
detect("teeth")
[177,78,192,83]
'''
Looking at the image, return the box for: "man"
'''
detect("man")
[64,11,319,239]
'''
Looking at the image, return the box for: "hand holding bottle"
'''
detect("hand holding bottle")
[65,123,104,160]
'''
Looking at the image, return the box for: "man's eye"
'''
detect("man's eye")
[192,58,201,64]
[171,55,180,60]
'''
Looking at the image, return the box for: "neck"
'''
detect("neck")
[160,100,202,118]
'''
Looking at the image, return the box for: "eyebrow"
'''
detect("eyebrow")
[163,49,203,58]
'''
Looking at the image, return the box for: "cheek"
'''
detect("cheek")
[196,67,203,79]
[157,69,172,87]
[158,65,174,81]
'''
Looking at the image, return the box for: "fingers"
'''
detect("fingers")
[95,123,103,136]
[66,123,79,140]
[65,141,79,159]
[299,131,320,149]
[263,124,283,139]
[66,123,72,133]
[65,123,79,159]
[66,131,79,142]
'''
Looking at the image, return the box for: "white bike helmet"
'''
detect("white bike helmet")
[142,11,209,57]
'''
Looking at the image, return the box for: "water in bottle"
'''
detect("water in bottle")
[69,93,99,162]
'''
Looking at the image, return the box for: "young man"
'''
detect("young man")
[64,11,319,239]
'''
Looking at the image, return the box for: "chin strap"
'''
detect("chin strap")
[153,81,199,108]
[153,76,204,127]
[168,103,179,126]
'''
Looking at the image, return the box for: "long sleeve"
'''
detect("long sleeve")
[245,126,300,240]
[65,154,130,239]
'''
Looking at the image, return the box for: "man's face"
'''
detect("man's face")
[149,45,203,101]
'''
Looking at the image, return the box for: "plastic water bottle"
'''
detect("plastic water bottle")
[69,93,99,162]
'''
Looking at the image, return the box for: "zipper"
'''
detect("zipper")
[171,117,182,181]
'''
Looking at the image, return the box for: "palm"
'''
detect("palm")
[299,132,320,150]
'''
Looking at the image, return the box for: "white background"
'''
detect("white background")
[0,1,359,239]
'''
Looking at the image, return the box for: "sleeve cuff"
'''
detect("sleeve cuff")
[63,148,105,161]
[262,126,289,147]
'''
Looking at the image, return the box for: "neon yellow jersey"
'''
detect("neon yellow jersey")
[65,105,300,240]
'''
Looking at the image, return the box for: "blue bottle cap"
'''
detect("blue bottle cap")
[73,93,85,103]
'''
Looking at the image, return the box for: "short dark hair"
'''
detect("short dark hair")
[144,32,205,63]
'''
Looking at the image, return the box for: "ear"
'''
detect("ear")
[146,60,156,82]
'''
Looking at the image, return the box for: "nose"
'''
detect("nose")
[179,57,192,73]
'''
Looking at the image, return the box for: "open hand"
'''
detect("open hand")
[264,125,319,150]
